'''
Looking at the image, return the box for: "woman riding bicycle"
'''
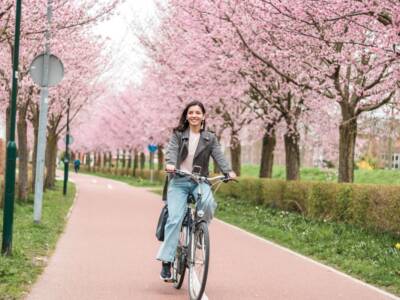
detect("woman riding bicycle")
[156,100,236,280]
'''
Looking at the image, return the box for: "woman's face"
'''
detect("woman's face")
[187,105,204,128]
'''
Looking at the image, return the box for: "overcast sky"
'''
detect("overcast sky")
[95,0,160,89]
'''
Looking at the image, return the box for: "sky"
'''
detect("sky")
[95,0,161,90]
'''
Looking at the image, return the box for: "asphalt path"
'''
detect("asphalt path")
[26,172,399,300]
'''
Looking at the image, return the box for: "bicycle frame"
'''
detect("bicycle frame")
[171,169,234,298]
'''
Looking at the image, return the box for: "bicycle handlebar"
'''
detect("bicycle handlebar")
[170,169,237,183]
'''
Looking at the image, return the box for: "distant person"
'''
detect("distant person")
[74,159,81,173]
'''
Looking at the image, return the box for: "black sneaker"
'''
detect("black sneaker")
[160,262,172,281]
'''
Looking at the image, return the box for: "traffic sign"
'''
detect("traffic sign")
[29,54,64,87]
[64,135,74,145]
[148,144,158,153]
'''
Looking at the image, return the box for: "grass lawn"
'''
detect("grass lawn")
[0,181,76,299]
[241,165,400,185]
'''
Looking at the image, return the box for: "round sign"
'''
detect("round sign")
[29,54,64,87]
[148,144,158,153]
[64,135,74,145]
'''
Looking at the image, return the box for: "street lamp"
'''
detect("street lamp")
[2,0,22,256]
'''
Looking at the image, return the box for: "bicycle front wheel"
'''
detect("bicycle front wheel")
[188,222,209,300]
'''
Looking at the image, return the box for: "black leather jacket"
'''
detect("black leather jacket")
[162,128,232,200]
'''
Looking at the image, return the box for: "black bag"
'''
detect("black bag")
[156,204,168,241]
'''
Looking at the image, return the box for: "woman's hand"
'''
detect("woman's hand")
[228,171,237,179]
[165,164,176,173]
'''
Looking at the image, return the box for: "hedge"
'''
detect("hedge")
[81,167,400,236]
[218,177,400,236]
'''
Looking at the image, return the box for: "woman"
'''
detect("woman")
[156,100,236,280]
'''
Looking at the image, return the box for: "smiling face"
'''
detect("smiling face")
[186,105,205,128]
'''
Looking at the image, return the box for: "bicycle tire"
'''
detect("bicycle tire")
[188,221,209,300]
[173,225,187,289]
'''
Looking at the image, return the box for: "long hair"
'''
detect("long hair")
[173,100,206,132]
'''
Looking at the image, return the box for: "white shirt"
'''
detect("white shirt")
[180,130,201,173]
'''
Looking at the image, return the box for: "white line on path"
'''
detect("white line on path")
[107,184,113,190]
[91,179,97,184]
[215,219,400,300]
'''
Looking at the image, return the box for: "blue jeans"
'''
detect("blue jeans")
[156,176,217,263]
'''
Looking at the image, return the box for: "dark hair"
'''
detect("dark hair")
[174,100,206,132]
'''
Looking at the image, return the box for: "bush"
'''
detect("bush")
[218,178,400,236]
[259,179,285,209]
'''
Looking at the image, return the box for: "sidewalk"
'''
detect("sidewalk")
[26,172,399,300]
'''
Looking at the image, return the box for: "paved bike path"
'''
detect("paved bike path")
[27,172,398,300]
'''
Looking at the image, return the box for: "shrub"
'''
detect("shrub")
[259,179,285,209]
[333,185,352,221]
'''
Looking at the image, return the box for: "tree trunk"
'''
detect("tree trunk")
[116,149,120,169]
[259,128,276,178]
[102,152,107,169]
[45,131,58,188]
[133,149,138,177]
[17,106,29,201]
[93,152,97,171]
[5,105,10,145]
[96,152,101,169]
[122,149,126,168]
[157,145,164,171]
[127,150,132,169]
[86,152,90,171]
[338,117,357,182]
[230,131,241,176]
[31,111,39,192]
[140,152,145,169]
[284,131,301,180]
[387,105,394,169]
[300,125,309,167]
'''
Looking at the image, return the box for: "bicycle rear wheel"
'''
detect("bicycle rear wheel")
[173,225,187,289]
[188,222,209,300]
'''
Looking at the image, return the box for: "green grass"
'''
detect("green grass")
[241,165,400,184]
[0,181,76,299]
[215,196,400,296]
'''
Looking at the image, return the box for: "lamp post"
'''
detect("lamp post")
[63,98,70,195]
[2,0,22,256]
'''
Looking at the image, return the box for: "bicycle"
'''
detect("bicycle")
[169,169,236,300]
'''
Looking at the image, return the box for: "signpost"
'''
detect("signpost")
[29,0,64,223]
[148,144,158,183]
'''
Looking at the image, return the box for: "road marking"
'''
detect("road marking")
[91,179,97,184]
[107,184,113,190]
[215,219,400,300]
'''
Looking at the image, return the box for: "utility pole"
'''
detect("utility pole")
[2,0,22,256]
